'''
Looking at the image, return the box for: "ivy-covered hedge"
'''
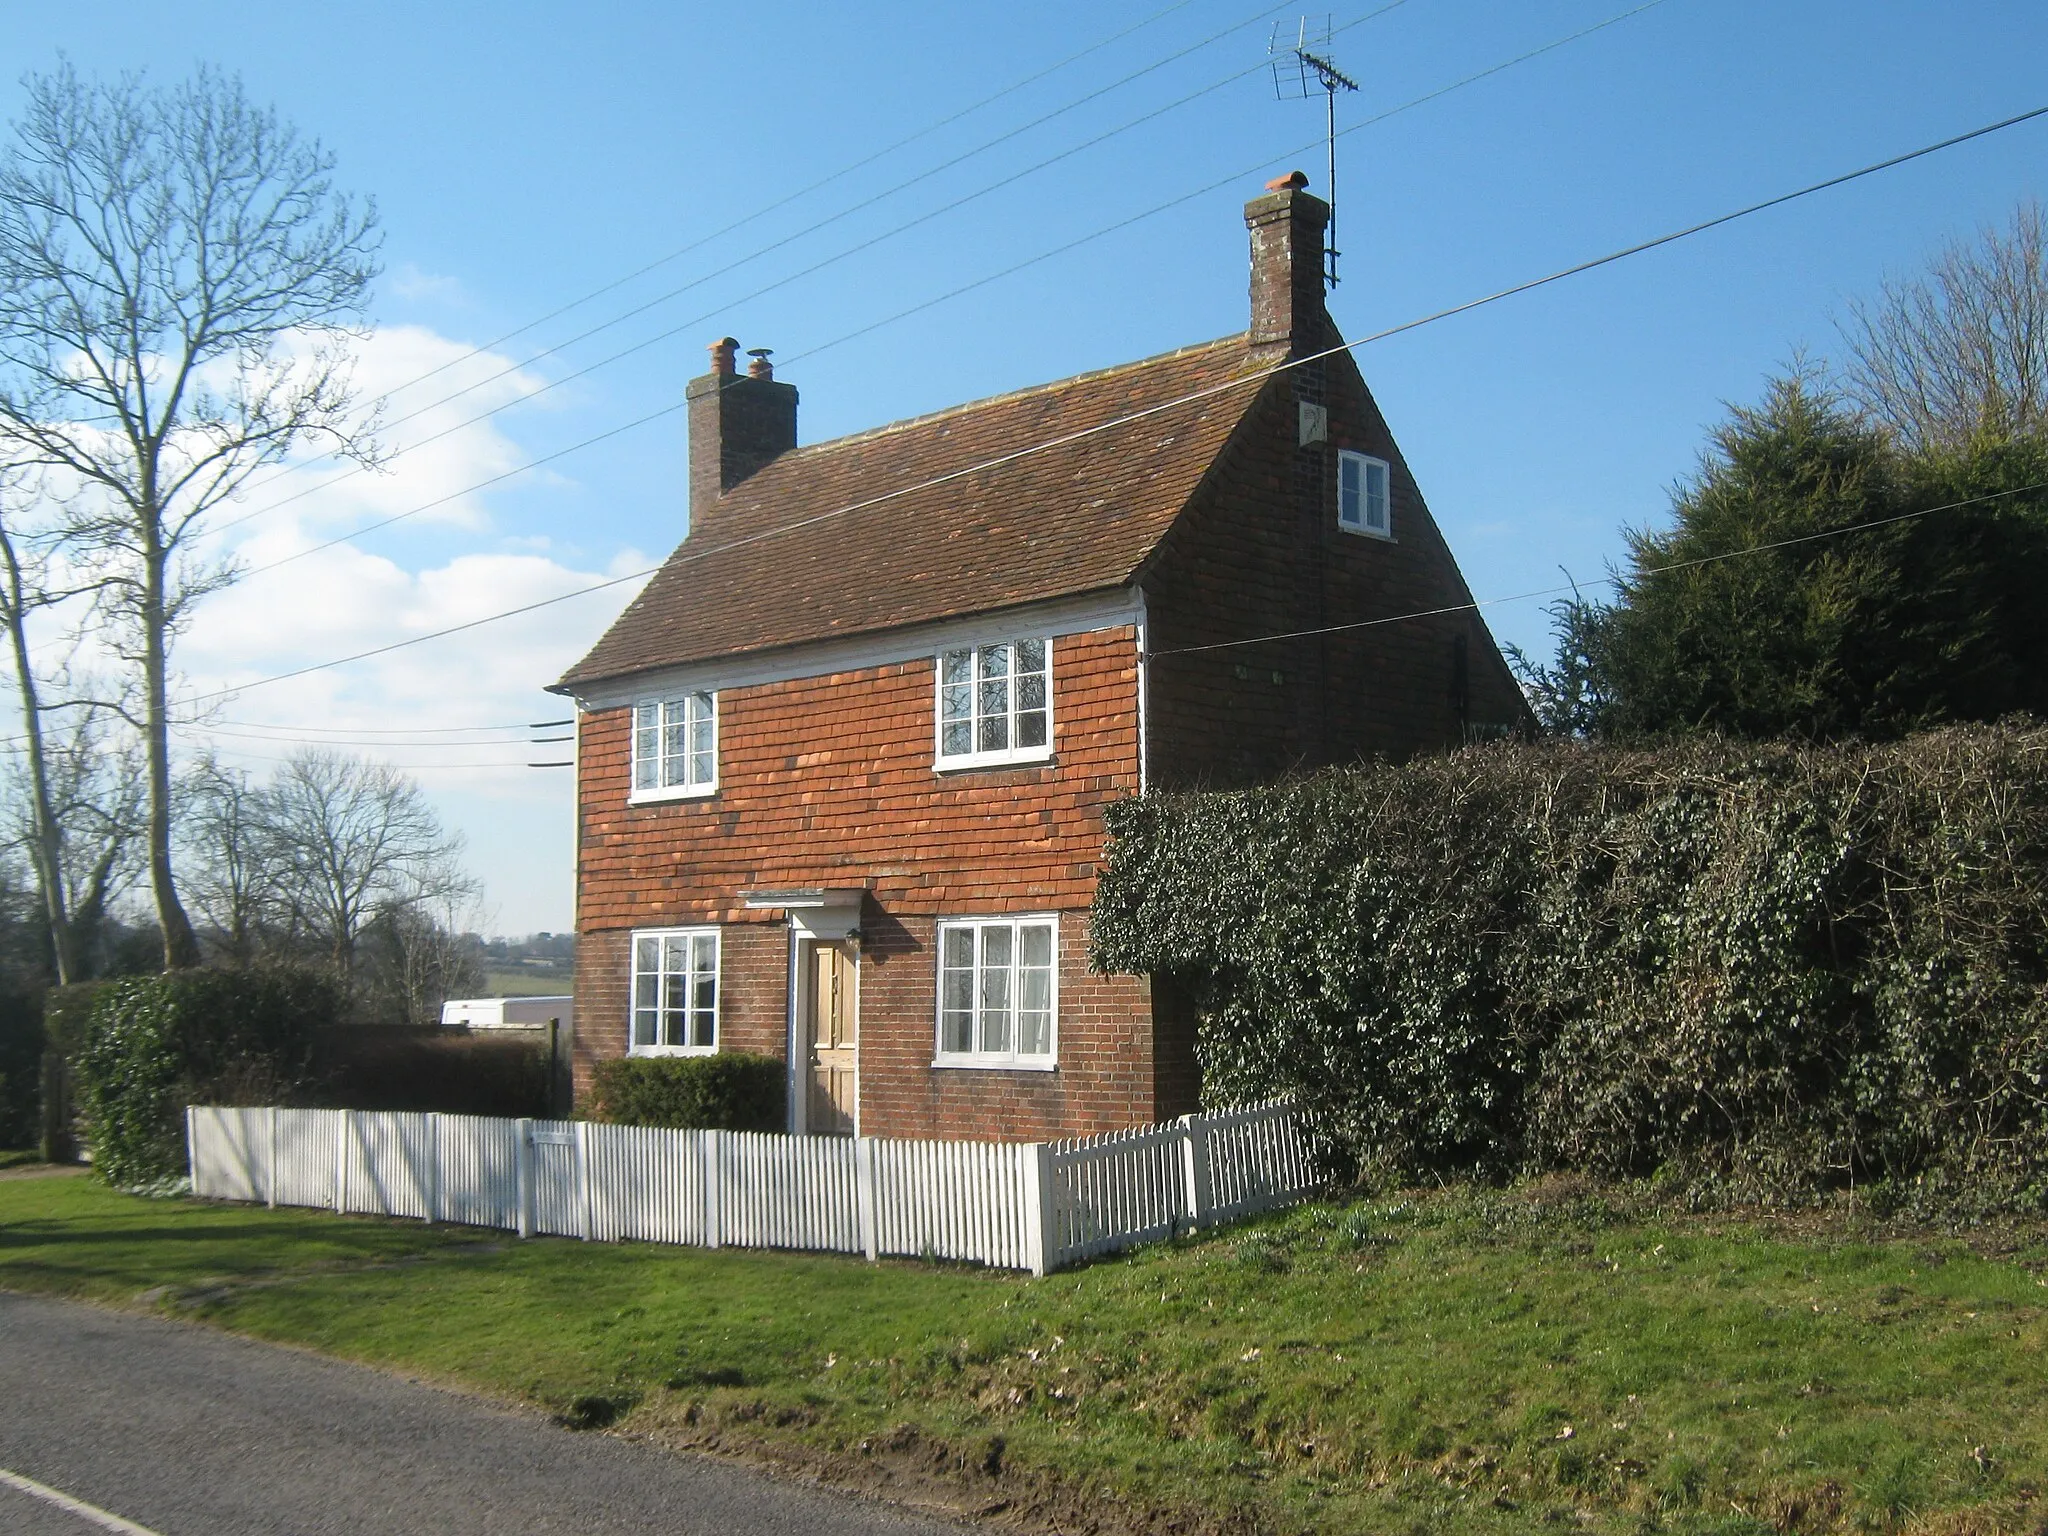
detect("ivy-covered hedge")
[75,965,340,1187]
[587,1053,786,1132]
[1093,724,2048,1210]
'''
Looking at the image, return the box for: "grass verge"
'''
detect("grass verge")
[3,1171,2046,1534]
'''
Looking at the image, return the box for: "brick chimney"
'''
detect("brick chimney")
[687,336,797,518]
[1244,170,1333,355]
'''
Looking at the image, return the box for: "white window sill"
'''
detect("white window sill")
[934,747,1054,774]
[628,783,718,805]
[1338,522,1395,542]
[628,1044,720,1058]
[931,1055,1058,1072]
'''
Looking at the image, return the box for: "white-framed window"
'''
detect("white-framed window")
[934,638,1052,769]
[1338,450,1393,538]
[631,691,716,800]
[630,927,720,1054]
[934,915,1058,1070]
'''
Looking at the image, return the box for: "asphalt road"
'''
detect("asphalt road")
[0,1291,964,1536]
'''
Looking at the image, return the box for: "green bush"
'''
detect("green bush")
[74,965,341,1187]
[311,1027,551,1118]
[1093,724,2048,1207]
[588,1052,785,1132]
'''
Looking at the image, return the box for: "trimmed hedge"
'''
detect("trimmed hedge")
[0,992,41,1148]
[1093,724,2048,1210]
[587,1053,785,1132]
[75,965,341,1187]
[310,1027,551,1118]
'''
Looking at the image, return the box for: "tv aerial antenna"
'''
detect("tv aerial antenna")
[1268,16,1359,289]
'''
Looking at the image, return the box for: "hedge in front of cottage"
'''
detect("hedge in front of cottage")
[74,966,340,1187]
[587,1053,785,1132]
[1092,724,2048,1209]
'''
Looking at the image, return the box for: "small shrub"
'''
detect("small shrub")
[587,1052,785,1132]
[74,965,340,1187]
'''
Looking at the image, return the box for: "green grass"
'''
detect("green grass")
[0,1148,47,1171]
[4,1172,2046,1535]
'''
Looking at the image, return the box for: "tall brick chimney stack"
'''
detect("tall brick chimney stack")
[1244,170,1333,356]
[687,335,798,519]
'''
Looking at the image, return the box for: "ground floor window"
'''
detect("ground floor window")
[630,927,719,1053]
[935,914,1057,1069]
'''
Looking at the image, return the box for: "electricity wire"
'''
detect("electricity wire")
[211,0,1326,535]
[171,100,2048,709]
[226,0,1649,578]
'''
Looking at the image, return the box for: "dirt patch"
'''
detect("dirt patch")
[0,1163,87,1182]
[630,1396,1266,1536]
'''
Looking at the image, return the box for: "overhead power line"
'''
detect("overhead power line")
[226,0,1655,577]
[212,0,1318,534]
[171,99,2048,710]
[1145,480,2048,659]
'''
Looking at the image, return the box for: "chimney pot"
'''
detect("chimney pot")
[708,336,739,376]
[746,347,774,380]
[1265,169,1311,192]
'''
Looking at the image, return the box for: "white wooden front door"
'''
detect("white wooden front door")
[801,938,858,1136]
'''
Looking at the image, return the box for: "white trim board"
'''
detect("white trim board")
[567,587,1146,712]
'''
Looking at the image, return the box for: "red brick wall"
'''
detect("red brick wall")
[574,625,1157,1138]
[1143,357,1528,787]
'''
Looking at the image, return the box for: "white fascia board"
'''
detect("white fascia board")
[568,586,1147,712]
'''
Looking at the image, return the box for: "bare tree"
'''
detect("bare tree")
[260,749,472,979]
[0,62,380,968]
[1840,202,2048,454]
[1,706,145,979]
[179,755,281,963]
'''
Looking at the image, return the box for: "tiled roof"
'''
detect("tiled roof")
[556,334,1273,689]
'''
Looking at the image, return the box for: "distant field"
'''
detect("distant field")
[3,1170,2045,1534]
[480,969,573,997]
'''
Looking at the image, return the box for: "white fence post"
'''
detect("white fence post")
[1180,1114,1211,1233]
[266,1107,279,1209]
[575,1120,593,1241]
[185,1106,196,1190]
[854,1136,878,1262]
[1023,1142,1056,1276]
[514,1118,534,1239]
[333,1111,350,1213]
[426,1114,441,1225]
[701,1130,722,1249]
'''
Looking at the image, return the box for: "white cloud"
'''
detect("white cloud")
[388,262,471,306]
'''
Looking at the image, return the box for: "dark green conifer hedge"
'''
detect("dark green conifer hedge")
[1093,725,2048,1210]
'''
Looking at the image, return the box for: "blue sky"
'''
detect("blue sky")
[6,1,2045,934]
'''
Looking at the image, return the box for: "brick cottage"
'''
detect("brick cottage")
[549,173,1528,1142]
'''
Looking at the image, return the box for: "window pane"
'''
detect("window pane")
[691,1007,715,1049]
[942,720,972,756]
[942,1007,974,1054]
[690,714,713,755]
[662,1007,685,1047]
[940,682,972,722]
[1017,671,1046,710]
[693,933,716,971]
[1016,710,1047,749]
[979,643,1010,680]
[979,925,1013,1053]
[977,712,1008,753]
[635,935,659,973]
[634,971,659,1013]
[942,649,971,685]
[942,926,974,968]
[1018,1008,1051,1056]
[664,936,689,974]
[1020,923,1052,968]
[690,750,713,785]
[1016,638,1045,674]
[634,1008,657,1048]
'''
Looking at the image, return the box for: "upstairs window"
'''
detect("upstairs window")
[631,927,719,1054]
[1338,450,1392,538]
[631,691,716,799]
[935,915,1058,1069]
[935,639,1052,769]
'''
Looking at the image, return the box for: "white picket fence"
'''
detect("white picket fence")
[187,1099,1319,1274]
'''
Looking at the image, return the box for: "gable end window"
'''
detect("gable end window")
[631,691,716,800]
[935,639,1052,769]
[631,927,719,1054]
[935,915,1058,1069]
[1338,450,1393,539]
